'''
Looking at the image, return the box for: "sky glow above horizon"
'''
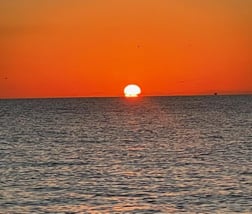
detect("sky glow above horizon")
[0,0,251,98]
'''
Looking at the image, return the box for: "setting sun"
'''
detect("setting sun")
[124,84,141,97]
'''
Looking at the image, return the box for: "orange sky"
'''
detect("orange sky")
[0,0,251,98]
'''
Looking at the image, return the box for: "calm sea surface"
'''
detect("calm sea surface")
[0,96,251,213]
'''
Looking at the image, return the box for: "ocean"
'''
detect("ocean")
[0,95,251,213]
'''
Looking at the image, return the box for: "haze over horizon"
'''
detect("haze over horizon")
[1,0,251,98]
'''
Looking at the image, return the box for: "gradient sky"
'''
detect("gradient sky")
[0,0,251,98]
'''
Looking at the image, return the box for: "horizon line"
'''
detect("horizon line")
[0,92,251,100]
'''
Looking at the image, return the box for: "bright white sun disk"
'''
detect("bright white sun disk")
[124,84,141,97]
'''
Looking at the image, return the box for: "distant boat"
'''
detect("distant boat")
[214,92,218,96]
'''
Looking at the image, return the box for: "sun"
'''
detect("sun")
[124,84,141,97]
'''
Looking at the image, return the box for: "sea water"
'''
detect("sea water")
[0,95,251,213]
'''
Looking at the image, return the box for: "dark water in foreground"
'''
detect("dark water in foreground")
[0,95,251,213]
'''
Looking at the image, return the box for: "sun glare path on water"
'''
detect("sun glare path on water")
[124,84,141,97]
